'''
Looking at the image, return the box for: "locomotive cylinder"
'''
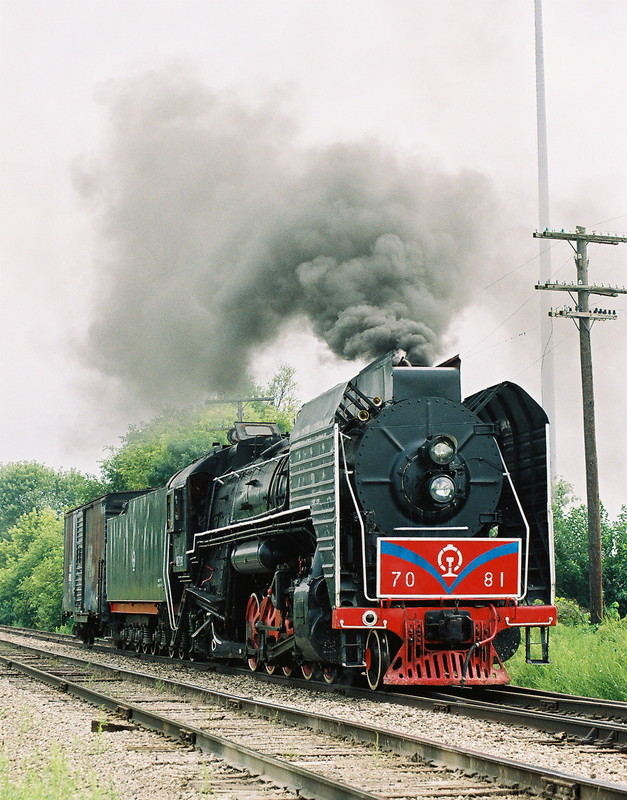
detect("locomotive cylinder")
[230,540,285,574]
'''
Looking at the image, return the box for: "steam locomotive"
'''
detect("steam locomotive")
[63,351,556,688]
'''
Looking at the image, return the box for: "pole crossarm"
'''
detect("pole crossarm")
[535,282,626,297]
[549,308,617,321]
[534,229,627,245]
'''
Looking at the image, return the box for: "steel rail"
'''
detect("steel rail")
[422,686,627,726]
[384,687,627,746]
[0,639,625,800]
[454,684,627,716]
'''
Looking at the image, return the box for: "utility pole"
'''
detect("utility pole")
[534,226,627,623]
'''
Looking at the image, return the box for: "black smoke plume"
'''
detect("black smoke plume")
[78,68,497,405]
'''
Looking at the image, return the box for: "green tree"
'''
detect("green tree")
[0,462,106,538]
[552,479,627,616]
[262,363,298,414]
[603,506,627,615]
[0,508,64,629]
[100,406,233,490]
[100,364,299,491]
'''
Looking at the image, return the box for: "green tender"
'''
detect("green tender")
[106,488,167,602]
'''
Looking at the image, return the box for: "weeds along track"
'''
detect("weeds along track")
[0,633,625,800]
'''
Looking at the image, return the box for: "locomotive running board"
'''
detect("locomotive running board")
[186,506,313,560]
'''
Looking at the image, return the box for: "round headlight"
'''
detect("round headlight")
[429,474,456,504]
[428,436,456,465]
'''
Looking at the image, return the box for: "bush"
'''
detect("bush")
[507,619,627,701]
[552,479,627,616]
[554,596,589,626]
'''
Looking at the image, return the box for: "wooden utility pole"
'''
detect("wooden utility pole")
[534,226,627,623]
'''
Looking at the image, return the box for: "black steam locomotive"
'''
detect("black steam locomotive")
[63,351,556,688]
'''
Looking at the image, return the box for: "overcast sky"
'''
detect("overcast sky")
[1,0,625,514]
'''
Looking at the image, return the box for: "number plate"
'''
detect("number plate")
[376,537,521,599]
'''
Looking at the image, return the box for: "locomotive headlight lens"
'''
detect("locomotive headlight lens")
[428,436,456,465]
[429,474,456,504]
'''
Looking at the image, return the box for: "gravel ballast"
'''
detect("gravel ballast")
[0,667,297,799]
[0,632,625,793]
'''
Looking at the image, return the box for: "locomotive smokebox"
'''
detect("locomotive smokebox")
[354,396,504,534]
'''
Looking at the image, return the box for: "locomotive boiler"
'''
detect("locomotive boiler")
[63,351,556,688]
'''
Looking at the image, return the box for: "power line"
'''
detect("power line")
[464,292,538,355]
[465,329,535,358]
[514,331,570,378]
[588,213,627,229]
[470,247,554,297]
[464,253,572,357]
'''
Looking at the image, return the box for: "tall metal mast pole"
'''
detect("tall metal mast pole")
[534,0,556,467]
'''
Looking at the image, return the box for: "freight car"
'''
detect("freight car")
[63,351,557,688]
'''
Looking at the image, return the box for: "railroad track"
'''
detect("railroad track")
[389,685,627,749]
[0,634,625,800]
[2,624,626,749]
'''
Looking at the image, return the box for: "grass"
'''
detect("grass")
[54,623,75,636]
[0,746,117,800]
[507,618,627,701]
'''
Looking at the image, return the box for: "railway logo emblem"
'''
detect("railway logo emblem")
[377,537,522,598]
[437,544,463,578]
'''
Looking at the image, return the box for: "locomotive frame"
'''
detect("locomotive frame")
[63,351,557,688]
